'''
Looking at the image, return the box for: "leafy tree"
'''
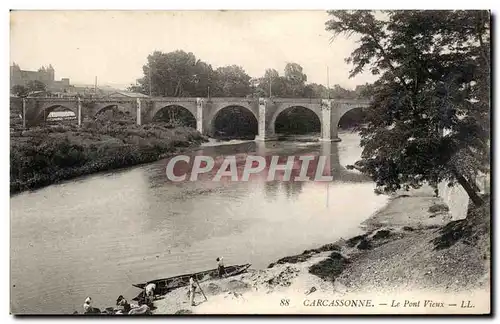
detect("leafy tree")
[255,67,303,97]
[284,63,307,84]
[354,83,375,99]
[326,10,490,207]
[11,85,28,97]
[283,63,308,97]
[212,65,252,97]
[26,80,47,92]
[12,81,48,96]
[263,68,288,97]
[135,50,213,97]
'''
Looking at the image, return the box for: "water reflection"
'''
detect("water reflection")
[150,140,370,189]
[264,181,280,201]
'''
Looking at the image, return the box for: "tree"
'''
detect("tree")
[283,63,307,97]
[354,83,375,99]
[256,69,287,97]
[212,65,252,97]
[11,85,28,97]
[12,80,48,97]
[26,80,47,92]
[284,63,307,84]
[326,10,490,207]
[135,50,213,97]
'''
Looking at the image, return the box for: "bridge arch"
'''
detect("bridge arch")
[270,104,322,135]
[336,103,370,128]
[337,106,366,128]
[94,104,132,118]
[209,102,258,122]
[152,104,197,128]
[208,104,259,138]
[36,104,77,123]
[148,101,197,124]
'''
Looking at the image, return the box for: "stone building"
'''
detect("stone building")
[10,63,72,92]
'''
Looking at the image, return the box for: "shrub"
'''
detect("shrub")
[10,122,206,193]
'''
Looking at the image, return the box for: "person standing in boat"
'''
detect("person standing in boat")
[216,257,226,278]
[189,277,197,306]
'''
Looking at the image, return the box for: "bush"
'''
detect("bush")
[10,123,206,193]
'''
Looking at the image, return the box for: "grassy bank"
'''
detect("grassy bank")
[10,120,207,194]
[151,187,490,314]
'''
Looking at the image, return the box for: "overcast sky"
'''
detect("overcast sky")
[10,10,377,89]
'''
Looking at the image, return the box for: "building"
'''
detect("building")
[10,63,72,93]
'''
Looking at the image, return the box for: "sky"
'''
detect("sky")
[10,10,378,90]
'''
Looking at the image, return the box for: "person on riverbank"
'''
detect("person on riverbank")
[83,297,100,314]
[216,257,225,278]
[189,277,197,306]
[145,283,156,305]
[116,295,131,313]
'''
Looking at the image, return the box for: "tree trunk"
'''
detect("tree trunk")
[174,80,182,97]
[453,170,484,207]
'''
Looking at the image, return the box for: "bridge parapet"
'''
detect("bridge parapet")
[270,98,322,104]
[26,97,79,102]
[148,97,198,102]
[90,99,138,104]
[207,97,256,103]
[333,99,371,106]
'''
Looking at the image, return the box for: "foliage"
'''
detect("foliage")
[10,123,206,193]
[211,65,252,97]
[11,85,28,97]
[26,80,47,92]
[131,50,213,97]
[11,80,48,97]
[130,50,373,100]
[326,10,490,207]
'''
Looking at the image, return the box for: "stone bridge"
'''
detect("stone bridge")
[11,96,370,141]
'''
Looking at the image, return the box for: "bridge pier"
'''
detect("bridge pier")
[196,98,203,134]
[320,99,332,142]
[77,98,82,126]
[22,98,26,129]
[255,98,278,141]
[136,98,142,126]
[319,99,341,142]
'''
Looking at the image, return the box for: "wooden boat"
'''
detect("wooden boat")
[131,263,251,301]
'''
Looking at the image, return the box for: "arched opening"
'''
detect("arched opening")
[212,105,258,140]
[274,106,320,136]
[338,107,367,131]
[153,105,196,128]
[95,105,132,123]
[40,105,76,125]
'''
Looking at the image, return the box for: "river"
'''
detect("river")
[10,131,388,314]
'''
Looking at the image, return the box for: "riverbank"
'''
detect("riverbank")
[152,186,490,314]
[10,120,207,194]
